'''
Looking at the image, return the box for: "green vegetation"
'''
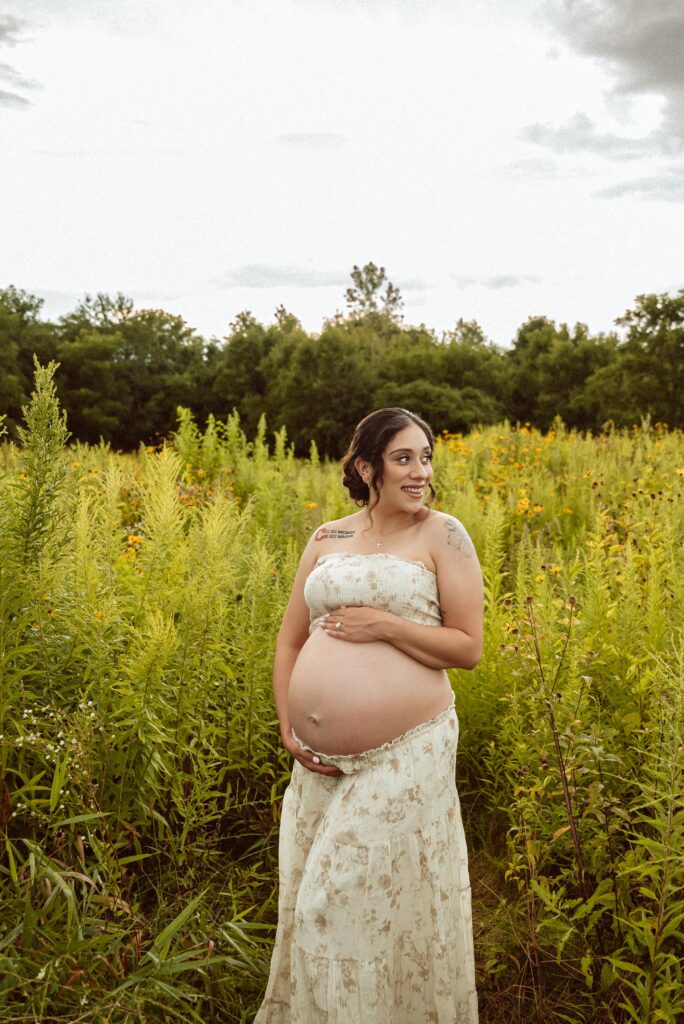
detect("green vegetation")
[0,366,682,1022]
[2,265,684,452]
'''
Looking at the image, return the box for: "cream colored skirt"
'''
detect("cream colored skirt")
[254,700,478,1023]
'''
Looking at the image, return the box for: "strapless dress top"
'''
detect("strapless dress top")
[304,551,443,634]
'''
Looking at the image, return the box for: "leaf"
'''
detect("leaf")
[49,756,67,812]
[607,957,645,975]
[550,825,572,843]
[53,811,111,827]
[4,837,18,885]
[149,891,205,960]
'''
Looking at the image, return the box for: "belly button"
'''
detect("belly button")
[307,714,320,726]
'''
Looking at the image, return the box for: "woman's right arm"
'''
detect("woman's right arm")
[273,533,342,777]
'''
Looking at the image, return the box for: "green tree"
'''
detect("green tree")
[345,262,403,321]
[613,291,684,427]
[379,327,442,387]
[55,330,128,443]
[0,287,57,434]
[539,327,619,431]
[262,326,377,456]
[441,319,507,424]
[57,293,208,447]
[209,312,286,435]
[504,317,617,430]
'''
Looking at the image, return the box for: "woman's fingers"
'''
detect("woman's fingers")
[284,736,341,775]
[298,755,341,776]
[295,749,341,776]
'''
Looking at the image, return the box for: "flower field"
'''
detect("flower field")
[1,365,683,1023]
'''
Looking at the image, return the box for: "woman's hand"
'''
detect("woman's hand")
[281,729,342,777]
[320,605,393,643]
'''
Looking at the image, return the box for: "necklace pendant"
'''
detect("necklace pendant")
[376,541,382,549]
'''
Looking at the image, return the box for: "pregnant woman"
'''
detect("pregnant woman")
[255,407,483,1023]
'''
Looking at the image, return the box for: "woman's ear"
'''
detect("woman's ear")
[355,457,371,484]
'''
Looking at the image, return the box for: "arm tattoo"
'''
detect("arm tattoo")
[444,517,473,557]
[315,527,356,542]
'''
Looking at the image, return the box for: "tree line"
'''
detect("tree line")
[1,264,683,456]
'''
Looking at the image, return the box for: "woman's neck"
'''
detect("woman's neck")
[360,507,419,546]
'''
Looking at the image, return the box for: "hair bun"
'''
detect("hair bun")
[342,465,369,503]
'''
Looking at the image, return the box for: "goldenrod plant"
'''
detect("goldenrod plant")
[0,369,682,1022]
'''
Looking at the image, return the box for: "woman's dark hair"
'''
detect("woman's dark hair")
[341,407,436,509]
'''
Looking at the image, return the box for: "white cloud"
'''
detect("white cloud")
[0,61,37,87]
[522,0,684,188]
[595,171,684,204]
[0,87,29,107]
[213,265,350,289]
[453,274,541,290]
[0,15,36,107]
[0,14,24,45]
[521,111,681,160]
[500,157,561,179]
[550,0,684,144]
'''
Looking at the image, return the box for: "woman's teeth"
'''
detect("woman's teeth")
[403,487,423,495]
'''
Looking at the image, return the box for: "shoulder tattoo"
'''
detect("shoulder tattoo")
[315,526,356,542]
[443,517,473,557]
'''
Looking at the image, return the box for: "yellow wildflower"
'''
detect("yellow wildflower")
[95,610,106,621]
[305,501,318,510]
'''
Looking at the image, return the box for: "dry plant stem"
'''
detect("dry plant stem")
[596,755,624,945]
[522,814,545,1024]
[526,599,589,904]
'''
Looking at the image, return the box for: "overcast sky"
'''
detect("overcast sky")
[1,0,683,345]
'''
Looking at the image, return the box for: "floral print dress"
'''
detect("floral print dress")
[254,553,478,1023]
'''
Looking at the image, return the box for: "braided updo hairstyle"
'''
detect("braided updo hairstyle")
[341,407,436,510]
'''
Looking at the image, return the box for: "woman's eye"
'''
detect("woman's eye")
[395,454,432,464]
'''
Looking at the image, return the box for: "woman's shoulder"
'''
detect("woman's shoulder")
[420,507,469,533]
[311,511,364,544]
[421,509,477,558]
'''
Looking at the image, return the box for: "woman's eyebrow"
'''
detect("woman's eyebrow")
[387,444,430,452]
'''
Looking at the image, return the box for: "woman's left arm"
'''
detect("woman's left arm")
[321,514,484,670]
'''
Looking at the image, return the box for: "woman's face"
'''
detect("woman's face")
[374,423,433,510]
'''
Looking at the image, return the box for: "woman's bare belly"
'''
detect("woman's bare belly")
[288,628,453,755]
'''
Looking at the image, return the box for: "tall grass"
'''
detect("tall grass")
[0,370,682,1022]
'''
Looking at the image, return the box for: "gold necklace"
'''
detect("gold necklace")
[364,521,406,550]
